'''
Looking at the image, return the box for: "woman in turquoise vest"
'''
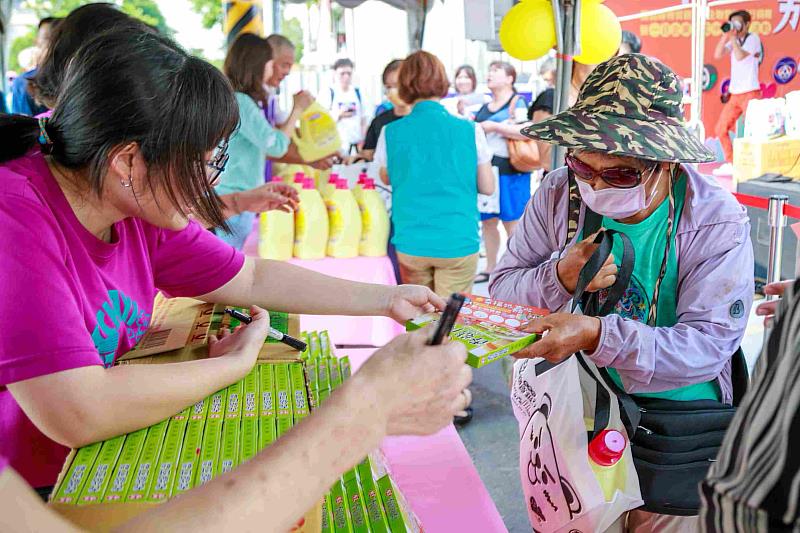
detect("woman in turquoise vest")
[374,51,495,298]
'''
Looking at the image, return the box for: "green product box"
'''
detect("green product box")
[357,462,390,533]
[259,364,276,418]
[312,389,321,409]
[274,364,293,419]
[189,397,209,422]
[329,479,351,533]
[265,311,289,343]
[328,357,342,390]
[53,441,102,504]
[290,363,310,420]
[276,416,293,439]
[195,418,222,486]
[207,388,228,421]
[78,435,126,505]
[321,492,335,533]
[342,466,357,484]
[125,420,169,502]
[340,356,352,381]
[317,357,331,392]
[376,475,412,533]
[242,366,259,419]
[172,418,205,496]
[171,407,191,422]
[306,360,319,392]
[225,379,244,420]
[239,418,258,463]
[218,419,240,475]
[308,332,322,360]
[320,330,333,358]
[299,332,311,360]
[147,412,189,502]
[259,417,277,450]
[104,429,147,503]
[406,295,548,368]
[344,477,370,533]
[319,388,331,405]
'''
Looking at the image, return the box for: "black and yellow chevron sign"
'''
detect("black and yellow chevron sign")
[224,1,265,46]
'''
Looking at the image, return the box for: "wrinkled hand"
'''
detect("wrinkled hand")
[208,306,270,372]
[361,329,473,436]
[756,280,793,327]
[514,313,601,363]
[556,231,618,294]
[292,90,314,112]
[383,285,446,324]
[239,182,299,213]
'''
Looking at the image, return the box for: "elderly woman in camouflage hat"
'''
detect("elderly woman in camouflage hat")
[490,54,754,531]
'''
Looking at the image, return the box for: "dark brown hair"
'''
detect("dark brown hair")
[382,59,403,85]
[729,10,751,24]
[398,51,450,104]
[224,33,273,107]
[489,61,517,85]
[454,65,477,94]
[1,27,239,230]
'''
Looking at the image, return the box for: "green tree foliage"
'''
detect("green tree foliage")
[188,0,222,30]
[18,0,173,34]
[9,27,36,72]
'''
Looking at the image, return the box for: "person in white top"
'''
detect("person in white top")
[321,58,366,154]
[713,10,762,176]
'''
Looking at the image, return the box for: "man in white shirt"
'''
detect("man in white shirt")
[321,58,367,154]
[713,10,762,176]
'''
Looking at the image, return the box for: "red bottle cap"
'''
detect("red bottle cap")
[363,179,376,190]
[357,173,367,184]
[328,173,339,184]
[294,172,305,183]
[302,178,315,189]
[588,429,626,467]
[270,175,284,183]
[336,179,349,190]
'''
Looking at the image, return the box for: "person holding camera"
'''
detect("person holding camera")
[712,10,762,176]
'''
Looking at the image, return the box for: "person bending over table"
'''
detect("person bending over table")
[0,27,465,498]
[489,54,754,531]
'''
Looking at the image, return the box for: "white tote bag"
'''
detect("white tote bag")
[511,355,642,533]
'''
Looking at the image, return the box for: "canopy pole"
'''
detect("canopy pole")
[551,0,578,170]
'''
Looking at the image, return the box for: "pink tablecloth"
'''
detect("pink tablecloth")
[347,348,507,533]
[243,228,403,347]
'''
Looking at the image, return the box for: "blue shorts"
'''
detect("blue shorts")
[480,172,532,222]
[214,211,255,250]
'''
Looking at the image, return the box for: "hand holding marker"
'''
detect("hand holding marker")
[223,308,308,352]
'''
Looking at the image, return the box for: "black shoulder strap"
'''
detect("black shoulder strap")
[570,229,635,318]
[565,172,583,248]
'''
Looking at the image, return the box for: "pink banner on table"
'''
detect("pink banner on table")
[243,228,403,347]
[346,348,507,533]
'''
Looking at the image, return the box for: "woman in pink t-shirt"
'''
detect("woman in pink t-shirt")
[0,26,468,494]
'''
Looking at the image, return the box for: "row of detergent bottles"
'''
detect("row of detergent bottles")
[259,172,390,260]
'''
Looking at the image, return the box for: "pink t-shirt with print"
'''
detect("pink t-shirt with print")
[0,150,245,488]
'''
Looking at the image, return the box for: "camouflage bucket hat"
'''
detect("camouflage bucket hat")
[522,54,715,163]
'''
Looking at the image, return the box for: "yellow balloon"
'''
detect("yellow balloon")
[499,1,557,61]
[574,3,622,64]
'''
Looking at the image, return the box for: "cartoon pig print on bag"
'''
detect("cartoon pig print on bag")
[525,393,582,529]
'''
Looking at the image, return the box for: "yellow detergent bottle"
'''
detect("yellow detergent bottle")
[326,179,362,258]
[294,178,329,259]
[320,173,339,201]
[358,179,389,257]
[291,102,341,162]
[352,172,368,203]
[588,429,628,502]
[291,172,306,193]
[259,177,294,261]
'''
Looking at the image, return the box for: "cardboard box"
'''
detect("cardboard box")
[78,436,126,505]
[407,294,547,368]
[734,136,800,184]
[103,429,147,503]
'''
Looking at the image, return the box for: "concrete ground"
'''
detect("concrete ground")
[456,252,767,533]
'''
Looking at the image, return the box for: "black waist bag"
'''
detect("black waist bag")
[574,228,749,516]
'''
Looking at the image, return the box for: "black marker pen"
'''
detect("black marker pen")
[223,308,308,352]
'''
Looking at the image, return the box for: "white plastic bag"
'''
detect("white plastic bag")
[744,97,786,139]
[478,166,501,215]
[511,356,642,533]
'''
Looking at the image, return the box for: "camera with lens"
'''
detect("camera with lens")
[721,19,743,32]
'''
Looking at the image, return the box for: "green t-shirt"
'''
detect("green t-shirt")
[589,175,720,401]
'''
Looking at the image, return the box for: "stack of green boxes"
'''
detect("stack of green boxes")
[51,360,310,506]
[301,331,420,533]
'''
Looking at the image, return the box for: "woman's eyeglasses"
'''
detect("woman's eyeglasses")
[206,141,229,187]
[565,152,654,189]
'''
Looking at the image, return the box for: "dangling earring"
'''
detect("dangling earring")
[121,169,133,189]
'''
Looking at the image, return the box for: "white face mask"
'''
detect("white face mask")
[577,165,664,219]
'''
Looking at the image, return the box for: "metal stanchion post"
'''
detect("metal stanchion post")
[766,194,789,301]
